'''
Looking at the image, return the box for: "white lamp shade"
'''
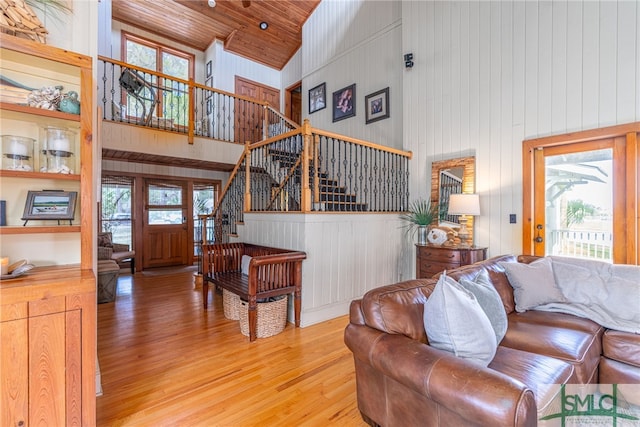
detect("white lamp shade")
[448,193,480,216]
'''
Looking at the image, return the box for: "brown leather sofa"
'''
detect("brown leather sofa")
[344,254,640,427]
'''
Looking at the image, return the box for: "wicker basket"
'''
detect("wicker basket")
[239,295,288,339]
[223,289,240,320]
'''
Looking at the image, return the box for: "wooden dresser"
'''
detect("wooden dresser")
[416,245,487,279]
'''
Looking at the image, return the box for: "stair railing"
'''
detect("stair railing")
[203,120,412,242]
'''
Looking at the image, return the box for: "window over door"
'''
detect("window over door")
[523,123,640,265]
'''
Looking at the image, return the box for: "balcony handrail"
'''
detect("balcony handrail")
[98,56,298,144]
[98,55,274,106]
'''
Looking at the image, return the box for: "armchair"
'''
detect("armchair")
[98,232,136,274]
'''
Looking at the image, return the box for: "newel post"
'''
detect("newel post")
[188,78,195,144]
[301,119,312,212]
[244,142,252,212]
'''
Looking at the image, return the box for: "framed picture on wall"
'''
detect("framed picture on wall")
[308,82,326,114]
[332,83,356,122]
[365,87,390,124]
[206,60,212,77]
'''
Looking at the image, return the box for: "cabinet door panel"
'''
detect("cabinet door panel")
[29,312,66,426]
[1,318,28,427]
[66,309,82,426]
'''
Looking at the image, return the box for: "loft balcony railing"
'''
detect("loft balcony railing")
[97,56,297,144]
[202,120,412,243]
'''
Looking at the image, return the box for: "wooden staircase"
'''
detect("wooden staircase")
[267,148,367,212]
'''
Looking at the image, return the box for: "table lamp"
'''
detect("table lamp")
[448,193,480,248]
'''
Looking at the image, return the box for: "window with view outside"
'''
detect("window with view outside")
[545,149,612,262]
[101,176,133,248]
[124,33,193,127]
[193,183,217,256]
[147,183,184,225]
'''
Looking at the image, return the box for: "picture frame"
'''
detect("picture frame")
[308,82,326,114]
[21,190,77,225]
[365,87,390,124]
[205,77,212,99]
[206,98,212,115]
[206,60,212,78]
[332,84,356,122]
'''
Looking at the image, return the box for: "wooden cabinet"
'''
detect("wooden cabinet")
[0,35,96,426]
[416,245,487,278]
[1,267,96,426]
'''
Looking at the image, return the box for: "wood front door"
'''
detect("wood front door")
[234,76,280,143]
[142,179,189,268]
[285,81,302,125]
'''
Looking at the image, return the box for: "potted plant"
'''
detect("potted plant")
[400,198,438,245]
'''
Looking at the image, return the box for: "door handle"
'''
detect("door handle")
[534,224,543,243]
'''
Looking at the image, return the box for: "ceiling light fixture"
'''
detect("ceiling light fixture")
[207,0,216,7]
[259,22,268,30]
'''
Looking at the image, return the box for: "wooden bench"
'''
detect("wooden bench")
[201,242,307,341]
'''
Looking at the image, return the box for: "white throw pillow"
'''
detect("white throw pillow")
[500,258,566,312]
[241,255,252,275]
[423,271,498,366]
[458,269,508,344]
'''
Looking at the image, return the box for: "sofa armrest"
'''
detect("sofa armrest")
[98,246,113,260]
[112,243,130,252]
[345,324,537,427]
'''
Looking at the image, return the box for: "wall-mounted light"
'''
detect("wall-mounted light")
[259,22,268,30]
[207,0,216,7]
[404,53,414,68]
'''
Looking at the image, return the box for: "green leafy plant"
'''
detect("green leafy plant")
[400,198,438,235]
[26,0,72,16]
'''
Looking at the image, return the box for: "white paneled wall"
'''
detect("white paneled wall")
[213,40,281,95]
[402,0,640,270]
[241,213,408,326]
[301,0,403,149]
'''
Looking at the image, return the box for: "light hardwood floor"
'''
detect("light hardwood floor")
[96,267,367,427]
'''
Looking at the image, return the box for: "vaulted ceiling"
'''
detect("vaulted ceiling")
[111,0,321,70]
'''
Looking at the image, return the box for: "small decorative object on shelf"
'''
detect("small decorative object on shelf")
[27,85,63,110]
[59,90,80,114]
[2,135,34,171]
[42,126,75,174]
[21,190,77,226]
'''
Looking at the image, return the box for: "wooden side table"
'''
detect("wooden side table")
[416,245,487,279]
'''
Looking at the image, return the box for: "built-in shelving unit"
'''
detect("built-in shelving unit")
[0,34,96,426]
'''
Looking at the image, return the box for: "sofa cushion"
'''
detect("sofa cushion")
[458,269,508,344]
[446,254,518,314]
[241,255,252,275]
[98,231,113,248]
[502,311,603,383]
[602,329,640,368]
[424,272,497,366]
[501,257,566,312]
[489,346,574,414]
[599,357,640,385]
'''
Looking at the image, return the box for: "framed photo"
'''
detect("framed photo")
[365,87,390,124]
[308,82,326,114]
[205,77,212,100]
[21,190,77,224]
[206,98,212,115]
[332,84,356,122]
[206,60,212,77]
